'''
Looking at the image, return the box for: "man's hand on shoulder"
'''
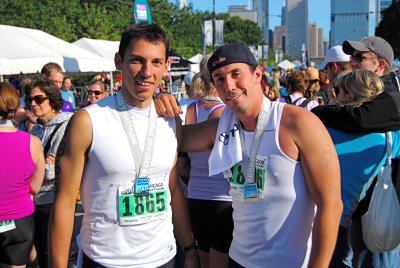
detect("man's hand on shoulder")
[154,92,182,118]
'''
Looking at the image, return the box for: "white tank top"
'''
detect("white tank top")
[228,101,314,268]
[81,96,177,267]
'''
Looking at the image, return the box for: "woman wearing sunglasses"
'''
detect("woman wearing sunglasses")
[85,80,107,107]
[0,82,45,267]
[26,80,75,268]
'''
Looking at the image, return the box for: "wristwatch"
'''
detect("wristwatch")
[182,240,198,253]
[178,152,188,158]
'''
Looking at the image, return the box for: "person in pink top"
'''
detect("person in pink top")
[0,82,45,267]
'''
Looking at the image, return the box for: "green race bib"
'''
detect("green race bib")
[230,162,266,191]
[118,189,168,225]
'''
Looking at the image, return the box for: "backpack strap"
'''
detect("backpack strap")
[299,98,313,108]
[43,123,63,157]
[283,95,292,104]
[386,131,393,164]
[292,97,304,105]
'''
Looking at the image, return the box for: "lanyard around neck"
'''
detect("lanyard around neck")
[114,91,157,179]
[239,97,271,184]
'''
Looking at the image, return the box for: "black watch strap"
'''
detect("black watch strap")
[182,240,198,253]
[178,152,188,158]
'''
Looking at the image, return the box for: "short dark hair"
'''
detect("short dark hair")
[27,80,64,111]
[41,62,63,78]
[287,71,309,94]
[118,23,170,61]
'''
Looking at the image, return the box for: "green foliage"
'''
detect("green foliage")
[0,0,263,59]
[267,47,276,66]
[375,1,400,59]
[224,15,263,45]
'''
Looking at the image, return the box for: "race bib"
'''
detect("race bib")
[118,181,168,226]
[229,158,267,202]
[0,220,16,233]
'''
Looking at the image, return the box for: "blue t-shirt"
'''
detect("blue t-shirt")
[61,90,76,109]
[328,128,400,226]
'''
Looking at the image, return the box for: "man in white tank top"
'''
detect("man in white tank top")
[49,23,199,268]
[155,43,343,267]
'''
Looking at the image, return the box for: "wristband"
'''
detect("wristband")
[182,240,198,253]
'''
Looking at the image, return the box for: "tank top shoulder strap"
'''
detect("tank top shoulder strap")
[207,103,225,120]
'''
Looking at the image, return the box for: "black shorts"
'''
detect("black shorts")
[0,213,35,265]
[83,253,175,268]
[188,198,233,253]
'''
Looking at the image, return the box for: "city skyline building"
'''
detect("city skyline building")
[285,0,308,63]
[273,25,286,52]
[228,5,258,23]
[308,23,324,58]
[330,0,370,47]
[253,0,270,44]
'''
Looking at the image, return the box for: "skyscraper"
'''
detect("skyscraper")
[253,0,270,44]
[285,0,308,62]
[308,23,324,58]
[273,25,286,51]
[330,0,370,47]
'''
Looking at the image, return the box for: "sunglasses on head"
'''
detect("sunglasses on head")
[88,90,102,96]
[350,53,376,63]
[26,95,49,105]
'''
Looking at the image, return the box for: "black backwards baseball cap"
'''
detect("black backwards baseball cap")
[207,43,258,76]
[342,36,394,66]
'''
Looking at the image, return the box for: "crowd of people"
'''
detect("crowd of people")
[1,21,400,268]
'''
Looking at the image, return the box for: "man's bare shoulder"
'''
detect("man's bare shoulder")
[70,109,92,127]
[64,109,93,149]
[280,104,324,131]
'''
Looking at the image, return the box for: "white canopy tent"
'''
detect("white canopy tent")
[0,24,116,75]
[277,59,296,71]
[73,38,119,62]
[188,53,203,73]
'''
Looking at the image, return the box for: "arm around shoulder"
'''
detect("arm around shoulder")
[29,135,45,195]
[179,118,219,153]
[312,93,400,132]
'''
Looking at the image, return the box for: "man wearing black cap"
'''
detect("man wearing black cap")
[156,42,343,267]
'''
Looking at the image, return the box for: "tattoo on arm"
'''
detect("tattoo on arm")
[322,143,332,168]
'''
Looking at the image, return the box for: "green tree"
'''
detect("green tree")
[169,7,204,57]
[267,47,276,66]
[375,0,400,59]
[0,0,263,60]
[224,15,263,46]
[76,3,115,40]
